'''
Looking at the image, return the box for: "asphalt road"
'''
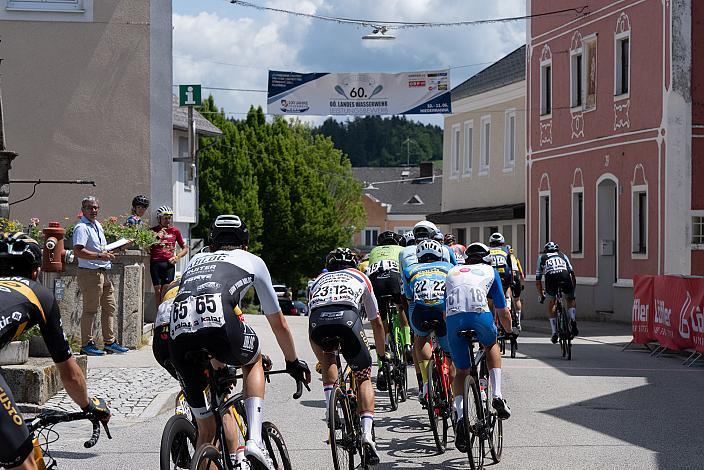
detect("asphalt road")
[37,315,704,470]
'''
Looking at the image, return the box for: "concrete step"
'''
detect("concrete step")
[0,355,87,404]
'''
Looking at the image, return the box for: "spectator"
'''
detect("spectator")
[150,206,189,304]
[73,196,129,356]
[125,195,150,226]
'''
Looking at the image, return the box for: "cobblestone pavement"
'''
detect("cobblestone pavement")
[44,366,179,420]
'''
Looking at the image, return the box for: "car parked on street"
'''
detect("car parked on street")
[279,298,299,316]
[292,300,308,316]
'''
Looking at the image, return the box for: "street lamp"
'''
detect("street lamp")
[362,26,396,41]
[403,138,421,167]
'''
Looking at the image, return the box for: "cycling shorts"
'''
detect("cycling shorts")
[152,324,178,381]
[309,306,371,372]
[544,271,575,300]
[498,272,512,294]
[409,304,450,354]
[0,372,33,468]
[169,318,260,413]
[446,312,498,370]
[368,270,402,324]
[150,260,175,286]
[511,280,522,298]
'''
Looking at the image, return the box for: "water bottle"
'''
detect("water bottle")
[479,378,488,403]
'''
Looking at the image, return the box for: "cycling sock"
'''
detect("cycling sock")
[360,412,374,436]
[419,360,429,384]
[244,397,264,446]
[517,310,522,323]
[568,308,576,321]
[403,326,412,346]
[489,368,502,398]
[549,318,557,334]
[454,395,464,420]
[323,383,334,409]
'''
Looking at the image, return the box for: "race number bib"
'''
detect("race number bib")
[447,286,488,313]
[366,259,399,275]
[413,279,445,304]
[545,256,567,273]
[489,252,508,273]
[170,293,225,338]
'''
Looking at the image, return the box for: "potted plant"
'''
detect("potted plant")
[23,326,52,357]
[0,335,29,365]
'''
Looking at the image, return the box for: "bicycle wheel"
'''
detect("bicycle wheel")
[483,373,503,463]
[328,386,356,470]
[261,422,292,470]
[161,415,197,470]
[189,443,224,470]
[396,357,408,402]
[463,376,485,470]
[510,336,517,358]
[425,358,446,453]
[384,360,398,411]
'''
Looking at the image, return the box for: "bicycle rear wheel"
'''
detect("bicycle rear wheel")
[483,373,503,463]
[463,376,485,470]
[161,414,197,470]
[510,337,517,358]
[384,361,398,411]
[262,422,292,470]
[189,443,224,470]
[328,386,356,470]
[396,358,408,403]
[426,358,447,453]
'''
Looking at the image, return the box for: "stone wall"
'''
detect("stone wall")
[42,250,148,349]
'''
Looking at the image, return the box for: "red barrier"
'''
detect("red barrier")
[632,275,704,352]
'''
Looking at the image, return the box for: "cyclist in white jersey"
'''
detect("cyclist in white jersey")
[445,243,513,452]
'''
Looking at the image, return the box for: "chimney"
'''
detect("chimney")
[418,161,434,182]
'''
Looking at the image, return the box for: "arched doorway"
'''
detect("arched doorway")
[596,176,618,314]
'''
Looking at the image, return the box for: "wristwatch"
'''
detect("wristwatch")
[96,252,102,260]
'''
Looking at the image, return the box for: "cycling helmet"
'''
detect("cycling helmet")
[544,241,559,253]
[132,195,150,208]
[465,242,492,265]
[416,239,443,263]
[156,206,173,217]
[433,231,444,242]
[403,231,416,246]
[413,220,439,241]
[209,214,249,246]
[325,247,358,271]
[377,231,402,246]
[0,232,43,278]
[489,232,505,246]
[443,233,456,245]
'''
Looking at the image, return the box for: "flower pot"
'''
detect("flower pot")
[29,335,52,357]
[0,340,29,365]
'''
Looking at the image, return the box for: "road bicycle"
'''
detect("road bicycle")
[420,319,454,454]
[325,336,377,470]
[27,408,112,469]
[456,329,505,470]
[555,287,573,360]
[378,296,408,411]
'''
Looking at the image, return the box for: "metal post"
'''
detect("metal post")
[0,79,17,219]
[187,105,194,160]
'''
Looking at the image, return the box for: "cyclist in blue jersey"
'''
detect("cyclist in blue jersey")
[403,239,454,405]
[445,243,513,452]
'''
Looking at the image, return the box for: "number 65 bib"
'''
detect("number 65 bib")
[170,293,225,338]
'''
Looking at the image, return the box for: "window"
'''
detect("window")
[632,189,647,254]
[693,216,704,245]
[502,225,513,246]
[405,195,423,205]
[480,116,490,174]
[395,227,411,235]
[504,111,516,169]
[584,37,597,109]
[571,51,583,108]
[572,190,584,253]
[363,228,379,246]
[451,125,460,176]
[456,228,466,246]
[463,121,473,176]
[539,193,550,246]
[7,0,82,11]
[469,227,480,244]
[615,34,630,96]
[540,62,552,115]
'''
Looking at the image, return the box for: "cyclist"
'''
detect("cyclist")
[0,233,110,470]
[446,242,513,452]
[444,233,466,263]
[365,230,412,390]
[125,194,149,226]
[150,206,188,305]
[535,241,578,343]
[403,239,454,406]
[509,247,524,331]
[487,233,515,332]
[168,215,311,468]
[308,247,387,465]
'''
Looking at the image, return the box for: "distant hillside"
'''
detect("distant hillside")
[313,115,443,167]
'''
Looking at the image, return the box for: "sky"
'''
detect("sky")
[172,0,526,127]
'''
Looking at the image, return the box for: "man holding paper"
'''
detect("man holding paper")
[73,196,129,356]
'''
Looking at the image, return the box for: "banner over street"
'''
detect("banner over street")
[267,70,451,116]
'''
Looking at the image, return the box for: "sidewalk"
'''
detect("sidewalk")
[521,318,633,346]
[39,344,179,421]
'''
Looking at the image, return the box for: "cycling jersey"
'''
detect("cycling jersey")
[308,269,378,320]
[398,244,458,277]
[488,246,513,276]
[510,254,524,277]
[366,245,404,275]
[448,243,466,262]
[535,252,574,280]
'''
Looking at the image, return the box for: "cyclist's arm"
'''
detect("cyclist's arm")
[564,254,577,287]
[446,246,458,265]
[489,272,511,332]
[360,273,386,355]
[535,255,544,295]
[55,358,90,409]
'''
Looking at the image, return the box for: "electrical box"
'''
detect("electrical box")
[600,239,614,256]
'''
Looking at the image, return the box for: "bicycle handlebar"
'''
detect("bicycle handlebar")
[29,410,112,448]
[234,369,310,399]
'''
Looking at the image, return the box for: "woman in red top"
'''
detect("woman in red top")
[150,206,188,304]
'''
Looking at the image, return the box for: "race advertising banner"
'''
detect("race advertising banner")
[631,275,654,344]
[267,70,451,116]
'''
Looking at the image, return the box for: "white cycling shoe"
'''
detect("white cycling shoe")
[245,439,274,470]
[361,433,380,465]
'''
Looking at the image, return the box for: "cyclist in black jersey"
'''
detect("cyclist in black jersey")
[168,215,311,468]
[0,232,110,470]
[535,242,578,343]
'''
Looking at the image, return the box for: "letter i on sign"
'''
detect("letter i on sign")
[185,86,195,105]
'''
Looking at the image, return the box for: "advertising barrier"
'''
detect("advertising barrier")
[632,275,704,353]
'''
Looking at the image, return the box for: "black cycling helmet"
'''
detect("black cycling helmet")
[377,231,402,246]
[443,233,456,245]
[544,241,559,253]
[325,247,358,271]
[209,214,249,247]
[465,242,492,265]
[132,195,150,208]
[0,232,43,278]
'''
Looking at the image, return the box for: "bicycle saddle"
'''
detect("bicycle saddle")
[320,336,343,352]
[184,348,212,366]
[457,329,477,339]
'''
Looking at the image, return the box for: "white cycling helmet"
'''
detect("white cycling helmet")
[403,231,416,246]
[489,232,504,246]
[156,205,174,217]
[413,220,439,241]
[416,239,443,262]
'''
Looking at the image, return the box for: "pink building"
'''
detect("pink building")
[525,0,702,321]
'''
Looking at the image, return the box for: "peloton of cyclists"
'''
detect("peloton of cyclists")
[535,241,579,343]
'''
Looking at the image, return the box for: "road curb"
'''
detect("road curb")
[141,386,180,419]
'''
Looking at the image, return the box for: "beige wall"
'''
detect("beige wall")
[353,194,426,248]
[442,82,526,212]
[1,0,156,225]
